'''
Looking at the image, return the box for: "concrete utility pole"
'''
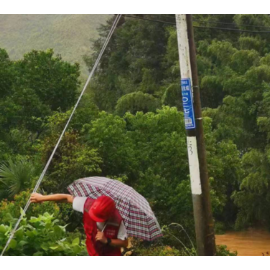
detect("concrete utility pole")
[175,14,216,256]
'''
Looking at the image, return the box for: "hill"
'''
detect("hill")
[0,14,110,77]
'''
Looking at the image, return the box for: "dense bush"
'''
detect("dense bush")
[0,212,87,256]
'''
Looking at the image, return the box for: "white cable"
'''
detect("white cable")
[1,14,122,256]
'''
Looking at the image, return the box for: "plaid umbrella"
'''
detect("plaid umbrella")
[67,176,162,241]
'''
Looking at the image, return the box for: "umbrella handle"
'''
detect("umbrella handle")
[102,222,108,232]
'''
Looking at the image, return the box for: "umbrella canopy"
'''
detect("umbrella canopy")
[67,176,162,241]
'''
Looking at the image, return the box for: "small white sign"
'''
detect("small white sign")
[186,136,202,195]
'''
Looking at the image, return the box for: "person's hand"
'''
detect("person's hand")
[30,193,44,203]
[95,230,108,244]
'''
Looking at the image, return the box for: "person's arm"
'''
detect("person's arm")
[109,238,128,248]
[95,230,128,248]
[30,193,74,203]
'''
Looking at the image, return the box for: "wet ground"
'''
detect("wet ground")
[216,229,270,256]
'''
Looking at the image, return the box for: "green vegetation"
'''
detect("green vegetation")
[2,14,270,256]
[0,212,87,256]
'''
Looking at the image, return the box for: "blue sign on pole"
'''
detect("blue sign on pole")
[181,78,196,130]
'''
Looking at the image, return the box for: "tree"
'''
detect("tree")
[36,110,103,193]
[232,149,270,229]
[0,48,13,98]
[0,156,40,199]
[84,16,169,111]
[85,111,136,178]
[13,49,80,111]
[115,92,160,116]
